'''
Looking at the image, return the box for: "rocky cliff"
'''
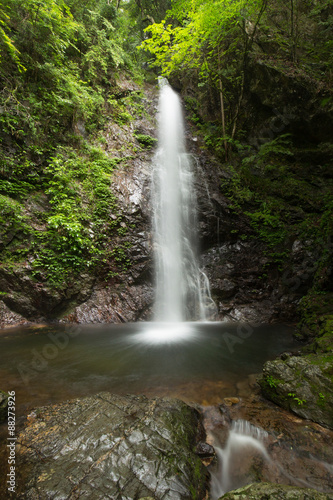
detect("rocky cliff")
[0,66,332,328]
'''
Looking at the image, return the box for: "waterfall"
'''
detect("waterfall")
[210,420,270,499]
[152,79,215,322]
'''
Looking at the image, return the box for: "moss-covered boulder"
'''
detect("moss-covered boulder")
[220,482,333,499]
[259,354,333,429]
[259,288,333,430]
[15,393,209,499]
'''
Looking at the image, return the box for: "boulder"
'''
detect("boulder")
[259,354,333,429]
[15,393,209,499]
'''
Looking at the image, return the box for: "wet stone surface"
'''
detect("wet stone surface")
[259,354,333,430]
[220,482,333,499]
[15,393,209,499]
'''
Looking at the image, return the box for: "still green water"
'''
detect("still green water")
[0,322,299,416]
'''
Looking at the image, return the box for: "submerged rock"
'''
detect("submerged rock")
[220,482,333,499]
[15,393,209,499]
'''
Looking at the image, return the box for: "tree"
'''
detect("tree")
[139,0,263,156]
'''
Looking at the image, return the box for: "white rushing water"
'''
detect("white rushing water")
[152,79,215,322]
[210,420,270,499]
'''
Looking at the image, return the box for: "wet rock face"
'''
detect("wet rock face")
[220,482,333,500]
[0,86,158,327]
[201,241,276,322]
[0,266,95,322]
[15,393,209,499]
[0,300,28,329]
[189,150,308,324]
[259,355,333,430]
[61,154,155,324]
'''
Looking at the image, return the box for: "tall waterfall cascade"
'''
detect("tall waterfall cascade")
[152,79,216,322]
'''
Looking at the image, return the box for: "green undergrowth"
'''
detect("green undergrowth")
[297,291,333,350]
[31,145,120,284]
[186,104,333,282]
[0,141,135,287]
[0,81,153,289]
[214,133,333,272]
[134,133,158,149]
[0,195,33,261]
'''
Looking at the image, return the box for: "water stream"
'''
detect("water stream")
[209,420,270,498]
[152,79,216,321]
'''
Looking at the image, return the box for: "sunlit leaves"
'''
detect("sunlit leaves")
[139,0,258,76]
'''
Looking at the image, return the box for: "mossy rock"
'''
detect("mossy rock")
[259,354,333,429]
[314,316,333,353]
[220,482,333,499]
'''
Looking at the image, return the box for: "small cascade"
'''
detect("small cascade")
[152,79,216,322]
[210,420,270,499]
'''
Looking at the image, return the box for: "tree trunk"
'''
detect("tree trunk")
[218,48,228,161]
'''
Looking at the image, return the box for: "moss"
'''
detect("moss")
[297,292,333,343]
[314,320,333,353]
[134,133,158,149]
[307,353,333,381]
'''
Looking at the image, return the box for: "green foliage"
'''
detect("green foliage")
[0,195,30,236]
[266,375,280,388]
[0,0,142,164]
[139,0,333,146]
[134,133,158,148]
[0,2,25,71]
[139,0,254,76]
[221,165,254,208]
[219,127,333,277]
[0,0,147,289]
[28,145,123,285]
[288,393,306,406]
[244,206,287,248]
[242,135,294,172]
[0,194,33,262]
[318,392,327,408]
[110,243,132,272]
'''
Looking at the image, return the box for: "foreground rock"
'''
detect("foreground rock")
[15,393,208,499]
[220,482,333,499]
[259,354,333,430]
